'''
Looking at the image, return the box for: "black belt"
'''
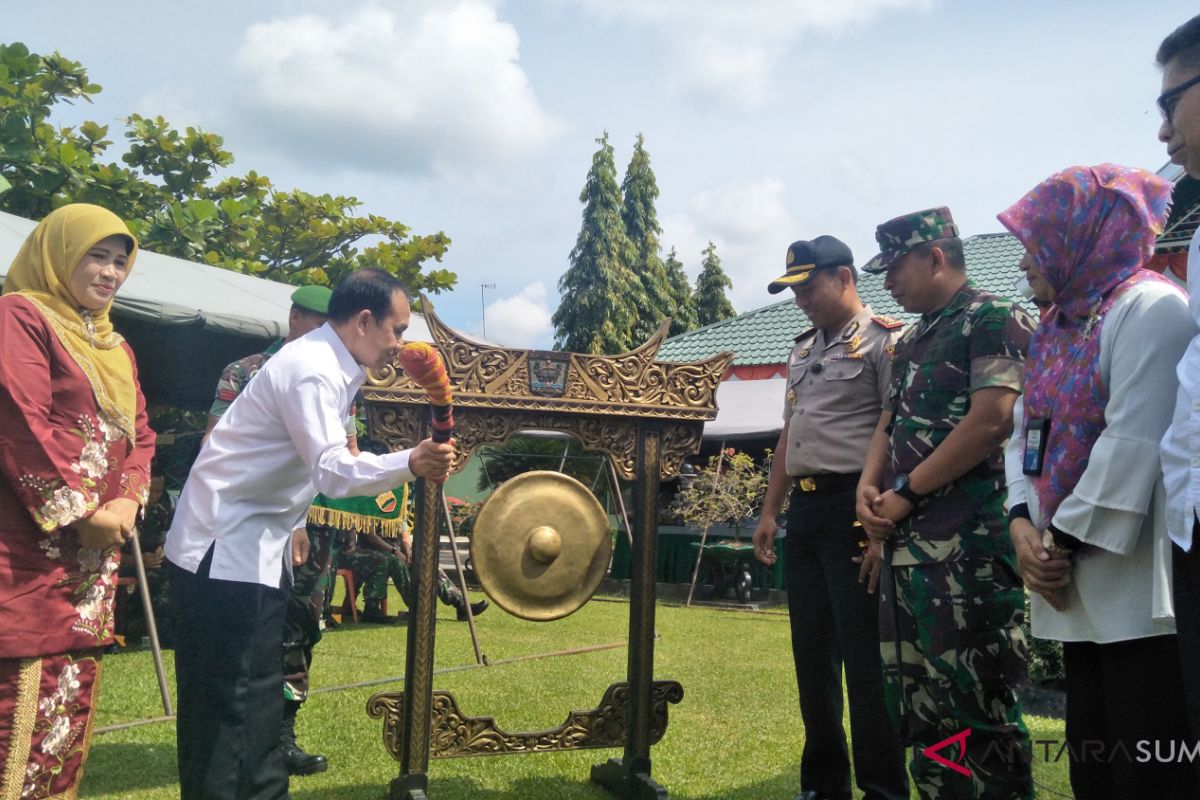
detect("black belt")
[792,472,861,494]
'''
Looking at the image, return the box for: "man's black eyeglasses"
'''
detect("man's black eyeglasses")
[1158,74,1200,125]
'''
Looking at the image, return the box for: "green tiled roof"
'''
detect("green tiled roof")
[659,232,1027,366]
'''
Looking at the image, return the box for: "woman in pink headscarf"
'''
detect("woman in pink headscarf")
[1001,164,1197,799]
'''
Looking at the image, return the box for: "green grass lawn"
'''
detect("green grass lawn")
[80,592,1070,799]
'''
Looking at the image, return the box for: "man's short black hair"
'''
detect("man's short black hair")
[1158,14,1200,71]
[912,238,966,271]
[328,269,406,323]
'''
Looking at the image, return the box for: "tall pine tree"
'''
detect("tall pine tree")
[552,132,638,354]
[693,241,736,327]
[620,133,672,342]
[664,246,697,336]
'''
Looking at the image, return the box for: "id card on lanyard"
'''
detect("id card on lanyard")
[1023,417,1050,476]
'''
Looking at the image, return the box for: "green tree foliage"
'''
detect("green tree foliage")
[693,241,735,327]
[552,131,638,354]
[0,42,455,293]
[620,133,672,343]
[663,246,697,336]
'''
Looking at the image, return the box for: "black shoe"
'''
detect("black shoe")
[456,598,489,622]
[361,607,400,624]
[281,742,328,776]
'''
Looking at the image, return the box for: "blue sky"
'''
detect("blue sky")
[7,1,1195,347]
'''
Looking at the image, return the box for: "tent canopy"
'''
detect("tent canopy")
[0,209,430,409]
[706,377,785,440]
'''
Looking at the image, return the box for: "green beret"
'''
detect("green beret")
[291,285,332,315]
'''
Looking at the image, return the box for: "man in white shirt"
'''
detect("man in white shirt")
[165,269,453,800]
[1158,14,1200,775]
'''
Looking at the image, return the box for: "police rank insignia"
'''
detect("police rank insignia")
[787,389,797,405]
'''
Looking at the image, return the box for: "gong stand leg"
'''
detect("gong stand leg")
[392,476,443,800]
[592,425,670,800]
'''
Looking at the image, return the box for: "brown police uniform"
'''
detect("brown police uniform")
[768,236,909,800]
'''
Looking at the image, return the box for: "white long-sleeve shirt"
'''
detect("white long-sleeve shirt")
[1006,280,1189,643]
[1161,227,1200,552]
[165,323,414,587]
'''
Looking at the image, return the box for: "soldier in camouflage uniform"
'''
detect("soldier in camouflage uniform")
[206,284,335,777]
[857,208,1036,800]
[330,487,487,623]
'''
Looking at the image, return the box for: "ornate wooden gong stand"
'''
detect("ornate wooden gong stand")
[360,300,730,800]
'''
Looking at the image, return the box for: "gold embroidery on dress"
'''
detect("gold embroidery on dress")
[1,657,42,800]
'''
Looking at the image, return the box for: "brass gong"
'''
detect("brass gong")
[470,470,612,622]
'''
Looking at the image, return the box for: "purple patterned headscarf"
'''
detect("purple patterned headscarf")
[997,164,1175,523]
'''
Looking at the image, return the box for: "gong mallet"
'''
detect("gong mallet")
[397,342,484,663]
[128,530,174,716]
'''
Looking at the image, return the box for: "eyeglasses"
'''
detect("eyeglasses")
[1158,74,1200,125]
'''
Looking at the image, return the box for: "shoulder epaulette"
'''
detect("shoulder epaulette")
[870,315,904,330]
[793,327,818,343]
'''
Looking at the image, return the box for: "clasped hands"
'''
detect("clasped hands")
[75,496,141,550]
[1009,517,1071,611]
[852,486,914,595]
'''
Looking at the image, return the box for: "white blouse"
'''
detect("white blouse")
[1006,280,1190,644]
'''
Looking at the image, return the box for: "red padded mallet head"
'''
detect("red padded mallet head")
[398,341,454,442]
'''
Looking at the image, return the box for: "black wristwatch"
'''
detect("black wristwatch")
[892,473,924,505]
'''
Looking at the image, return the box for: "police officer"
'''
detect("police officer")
[753,236,908,800]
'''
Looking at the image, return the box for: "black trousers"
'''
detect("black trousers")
[168,547,290,800]
[1062,635,1197,800]
[784,485,909,800]
[1175,527,1200,789]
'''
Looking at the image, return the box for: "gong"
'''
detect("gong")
[470,470,612,622]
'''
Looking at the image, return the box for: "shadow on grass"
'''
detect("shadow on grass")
[290,770,805,800]
[78,742,178,796]
[292,776,609,800]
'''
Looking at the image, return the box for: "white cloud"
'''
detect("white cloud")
[129,87,208,133]
[480,282,554,348]
[570,0,934,107]
[233,1,563,181]
[661,176,794,312]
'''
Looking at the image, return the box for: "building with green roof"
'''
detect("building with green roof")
[660,232,1029,372]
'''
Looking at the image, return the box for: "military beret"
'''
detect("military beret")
[290,284,332,315]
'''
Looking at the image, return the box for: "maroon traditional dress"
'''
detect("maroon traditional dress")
[0,294,154,799]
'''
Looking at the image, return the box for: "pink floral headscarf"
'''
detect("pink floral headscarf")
[997,164,1175,523]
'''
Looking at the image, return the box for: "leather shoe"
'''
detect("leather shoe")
[281,742,328,776]
[456,598,489,621]
[361,607,401,624]
[793,792,840,800]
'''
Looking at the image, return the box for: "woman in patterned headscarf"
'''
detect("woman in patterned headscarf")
[0,204,155,798]
[1000,165,1197,798]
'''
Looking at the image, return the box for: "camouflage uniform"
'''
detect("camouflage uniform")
[335,539,461,610]
[867,208,1036,800]
[282,525,337,701]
